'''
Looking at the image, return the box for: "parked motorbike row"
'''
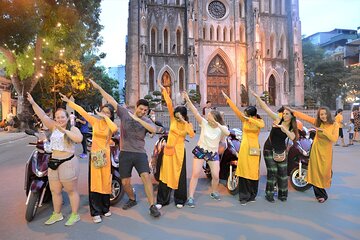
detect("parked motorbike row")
[24,129,124,222]
[24,122,315,222]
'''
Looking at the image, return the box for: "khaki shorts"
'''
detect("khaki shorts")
[48,156,80,182]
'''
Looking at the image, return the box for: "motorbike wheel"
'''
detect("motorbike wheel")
[25,191,39,222]
[227,171,239,195]
[290,167,312,191]
[110,176,124,206]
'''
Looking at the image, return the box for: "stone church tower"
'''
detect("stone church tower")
[125,0,304,107]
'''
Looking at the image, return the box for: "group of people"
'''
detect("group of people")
[27,78,341,226]
[334,106,360,147]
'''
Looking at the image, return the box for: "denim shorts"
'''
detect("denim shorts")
[48,156,79,182]
[119,151,150,178]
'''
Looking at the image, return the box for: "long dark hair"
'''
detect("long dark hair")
[174,106,189,122]
[245,106,261,119]
[279,107,299,141]
[101,104,115,121]
[210,110,225,125]
[315,106,334,127]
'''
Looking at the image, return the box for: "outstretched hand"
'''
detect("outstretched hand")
[89,79,101,90]
[59,93,70,103]
[26,92,35,105]
[249,89,259,98]
[182,91,190,102]
[221,90,229,100]
[157,78,165,90]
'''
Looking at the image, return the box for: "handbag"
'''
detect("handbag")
[272,150,286,162]
[91,149,107,168]
[249,147,261,156]
[90,130,110,168]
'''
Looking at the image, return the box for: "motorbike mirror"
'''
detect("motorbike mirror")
[25,129,36,136]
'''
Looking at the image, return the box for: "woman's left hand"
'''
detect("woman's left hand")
[59,93,70,102]
[95,110,107,119]
[274,123,287,133]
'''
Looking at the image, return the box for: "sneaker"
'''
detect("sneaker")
[176,204,184,209]
[44,212,64,225]
[149,205,161,217]
[240,200,247,206]
[79,153,87,158]
[265,195,275,203]
[210,192,221,201]
[155,204,163,210]
[104,211,111,217]
[92,215,102,223]
[122,198,137,210]
[249,199,256,203]
[186,197,195,208]
[65,213,80,226]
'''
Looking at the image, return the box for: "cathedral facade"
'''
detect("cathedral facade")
[125,0,304,107]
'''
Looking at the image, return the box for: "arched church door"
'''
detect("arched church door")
[161,71,172,98]
[268,75,276,106]
[207,55,229,106]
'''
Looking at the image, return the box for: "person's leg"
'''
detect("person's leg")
[277,161,288,201]
[264,150,277,201]
[62,180,80,214]
[140,172,156,205]
[313,185,328,202]
[174,154,187,205]
[188,158,204,198]
[49,180,63,213]
[118,152,135,201]
[157,181,172,206]
[238,177,251,203]
[249,179,259,201]
[207,160,220,194]
[89,191,102,216]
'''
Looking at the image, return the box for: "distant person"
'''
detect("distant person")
[202,101,212,117]
[352,105,360,142]
[69,112,76,127]
[348,119,355,145]
[334,109,346,147]
[76,116,90,159]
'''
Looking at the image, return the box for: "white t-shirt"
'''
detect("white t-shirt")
[69,114,76,126]
[198,118,223,153]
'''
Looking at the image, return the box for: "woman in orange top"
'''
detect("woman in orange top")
[60,93,118,222]
[156,81,195,209]
[291,106,339,203]
[222,91,265,205]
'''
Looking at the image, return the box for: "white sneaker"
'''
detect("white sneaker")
[176,204,184,209]
[104,211,111,217]
[92,215,102,223]
[155,204,162,210]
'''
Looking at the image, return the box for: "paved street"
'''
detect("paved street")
[0,131,359,240]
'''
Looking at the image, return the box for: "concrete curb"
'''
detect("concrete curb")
[0,132,29,145]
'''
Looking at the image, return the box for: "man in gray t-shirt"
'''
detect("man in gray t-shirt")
[90,80,161,218]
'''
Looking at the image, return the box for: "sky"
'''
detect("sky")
[98,0,360,68]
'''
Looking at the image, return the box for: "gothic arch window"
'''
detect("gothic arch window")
[210,25,214,41]
[260,0,264,13]
[281,0,286,15]
[162,71,172,98]
[207,55,229,105]
[176,0,180,5]
[283,71,289,93]
[275,0,281,14]
[149,67,155,91]
[240,25,245,43]
[164,0,168,4]
[268,74,276,105]
[163,28,169,54]
[179,68,185,92]
[270,0,274,14]
[203,27,206,40]
[270,34,275,58]
[217,26,221,41]
[239,0,245,18]
[223,27,227,42]
[280,34,286,58]
[176,29,182,54]
[150,27,157,53]
[230,28,233,42]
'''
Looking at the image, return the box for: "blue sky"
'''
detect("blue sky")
[98,0,360,68]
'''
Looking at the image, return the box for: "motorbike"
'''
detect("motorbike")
[24,129,52,222]
[287,127,316,191]
[87,131,124,205]
[203,128,242,195]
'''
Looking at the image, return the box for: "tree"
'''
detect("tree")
[0,0,102,125]
[341,66,360,104]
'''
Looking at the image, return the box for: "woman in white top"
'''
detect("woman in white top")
[183,92,230,207]
[27,93,83,226]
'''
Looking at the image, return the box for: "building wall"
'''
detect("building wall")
[126,0,304,107]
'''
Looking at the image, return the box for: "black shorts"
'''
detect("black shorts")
[339,128,344,138]
[119,151,150,178]
[349,133,354,140]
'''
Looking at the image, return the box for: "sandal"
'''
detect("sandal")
[317,198,325,203]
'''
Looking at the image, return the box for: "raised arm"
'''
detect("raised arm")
[250,89,278,120]
[128,111,156,133]
[90,79,118,110]
[291,110,316,126]
[95,110,118,134]
[27,92,56,131]
[216,121,230,136]
[222,91,246,122]
[248,118,265,129]
[158,78,174,120]
[183,91,203,124]
[59,93,97,126]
